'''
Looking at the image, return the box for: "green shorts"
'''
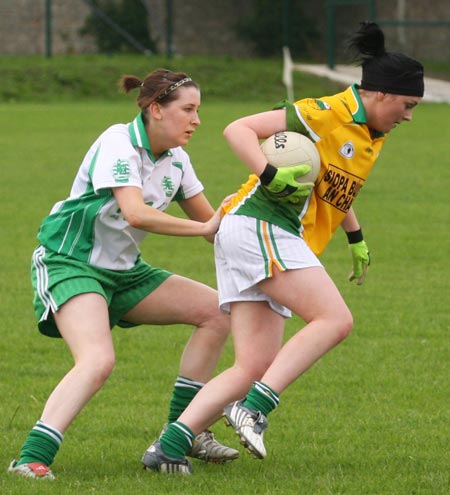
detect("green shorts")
[31,245,172,338]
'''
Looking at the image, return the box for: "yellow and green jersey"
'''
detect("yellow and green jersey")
[223,85,386,256]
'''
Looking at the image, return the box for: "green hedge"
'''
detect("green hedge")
[1,54,344,103]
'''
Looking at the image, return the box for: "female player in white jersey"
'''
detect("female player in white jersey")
[8,68,239,479]
[145,22,425,473]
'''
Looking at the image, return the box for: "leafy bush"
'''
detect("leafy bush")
[80,0,156,54]
[235,0,320,58]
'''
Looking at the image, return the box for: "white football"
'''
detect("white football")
[260,131,321,184]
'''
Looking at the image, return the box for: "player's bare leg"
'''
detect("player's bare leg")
[41,293,116,432]
[143,299,284,471]
[123,274,229,381]
[225,266,353,458]
[175,301,285,433]
[9,293,115,479]
[126,275,239,464]
[258,266,353,393]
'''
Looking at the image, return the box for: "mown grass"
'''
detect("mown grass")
[0,56,449,495]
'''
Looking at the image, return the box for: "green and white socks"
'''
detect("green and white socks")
[159,375,202,458]
[167,375,204,423]
[160,379,280,460]
[159,421,195,459]
[16,420,63,467]
[242,381,280,417]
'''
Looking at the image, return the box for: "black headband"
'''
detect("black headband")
[360,52,424,97]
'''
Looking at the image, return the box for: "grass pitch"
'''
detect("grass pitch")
[0,98,449,495]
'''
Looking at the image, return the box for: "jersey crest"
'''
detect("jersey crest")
[162,176,175,197]
[113,159,130,183]
[338,141,355,158]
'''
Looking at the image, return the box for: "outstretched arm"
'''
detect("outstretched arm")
[113,186,221,238]
[178,192,216,243]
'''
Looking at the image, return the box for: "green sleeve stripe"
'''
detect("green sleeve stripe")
[285,101,309,136]
[274,98,322,142]
[88,145,101,181]
[272,99,309,136]
[128,121,138,146]
[173,187,185,201]
[172,162,184,200]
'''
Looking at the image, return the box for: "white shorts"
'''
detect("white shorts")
[214,214,322,317]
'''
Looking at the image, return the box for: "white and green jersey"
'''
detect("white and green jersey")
[37,113,204,270]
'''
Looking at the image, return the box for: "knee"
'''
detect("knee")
[78,353,115,390]
[96,352,115,382]
[98,354,116,381]
[334,309,354,343]
[202,309,230,342]
[234,356,274,384]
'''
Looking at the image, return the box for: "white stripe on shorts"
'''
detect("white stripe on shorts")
[32,246,58,320]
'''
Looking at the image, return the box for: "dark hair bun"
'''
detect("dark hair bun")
[348,21,386,62]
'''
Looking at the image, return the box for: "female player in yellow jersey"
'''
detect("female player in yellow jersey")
[143,22,425,472]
